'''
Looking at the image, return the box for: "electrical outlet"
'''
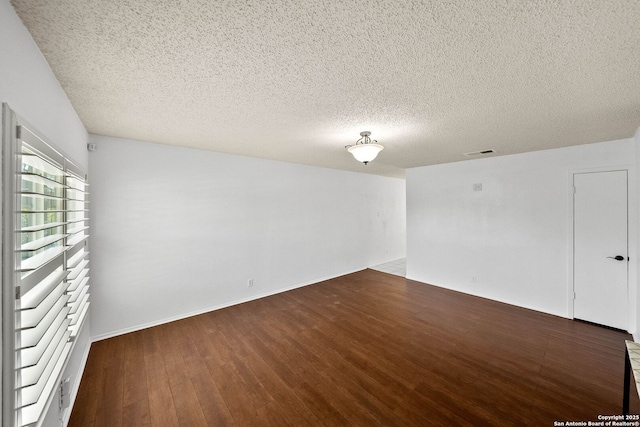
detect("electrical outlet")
[61,377,70,396]
[248,279,253,287]
[472,276,477,283]
[60,377,71,409]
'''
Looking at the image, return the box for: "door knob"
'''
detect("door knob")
[607,255,625,261]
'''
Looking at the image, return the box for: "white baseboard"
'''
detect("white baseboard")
[404,274,567,319]
[91,268,364,342]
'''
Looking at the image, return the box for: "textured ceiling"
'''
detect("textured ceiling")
[10,0,640,178]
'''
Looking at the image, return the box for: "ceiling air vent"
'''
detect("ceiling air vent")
[463,149,496,157]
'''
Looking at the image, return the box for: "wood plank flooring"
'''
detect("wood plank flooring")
[69,269,640,426]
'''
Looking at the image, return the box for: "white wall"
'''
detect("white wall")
[407,139,636,329]
[88,135,406,339]
[0,1,91,426]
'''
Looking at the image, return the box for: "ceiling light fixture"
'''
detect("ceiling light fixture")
[345,131,384,165]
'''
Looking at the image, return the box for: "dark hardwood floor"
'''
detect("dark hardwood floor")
[69,269,639,426]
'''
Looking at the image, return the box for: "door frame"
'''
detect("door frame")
[567,165,637,332]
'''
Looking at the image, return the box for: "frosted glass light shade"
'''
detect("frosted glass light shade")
[347,143,384,164]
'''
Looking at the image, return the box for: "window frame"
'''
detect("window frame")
[2,104,90,427]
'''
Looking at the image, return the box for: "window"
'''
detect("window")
[2,104,90,427]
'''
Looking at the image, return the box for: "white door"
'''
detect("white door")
[573,170,628,330]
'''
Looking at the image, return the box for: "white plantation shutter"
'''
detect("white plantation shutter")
[2,105,90,427]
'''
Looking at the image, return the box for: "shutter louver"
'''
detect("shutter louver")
[2,105,90,427]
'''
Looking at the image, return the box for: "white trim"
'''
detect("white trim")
[566,169,576,319]
[91,268,364,342]
[568,164,637,334]
[61,337,91,427]
[629,166,638,336]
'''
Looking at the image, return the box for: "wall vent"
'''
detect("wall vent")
[463,149,496,156]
